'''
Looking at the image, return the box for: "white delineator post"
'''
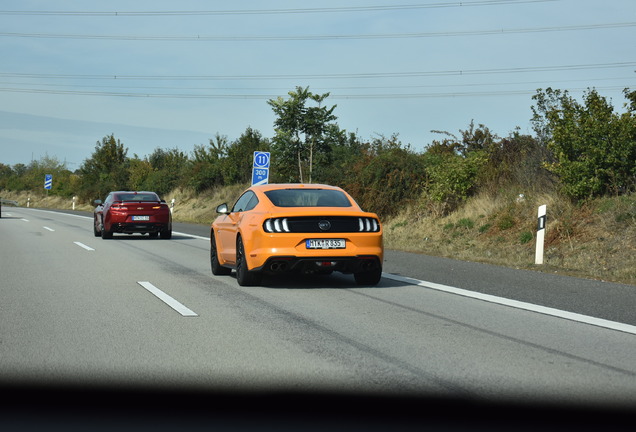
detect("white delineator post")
[170,198,175,214]
[535,204,547,265]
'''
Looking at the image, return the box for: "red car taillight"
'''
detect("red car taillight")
[111,202,128,210]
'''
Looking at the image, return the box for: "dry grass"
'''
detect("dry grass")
[165,183,249,224]
[384,191,635,286]
[3,186,634,286]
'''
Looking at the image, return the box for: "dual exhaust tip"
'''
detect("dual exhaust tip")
[269,261,289,272]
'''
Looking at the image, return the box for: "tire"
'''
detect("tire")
[101,219,113,239]
[236,237,262,286]
[160,228,172,239]
[211,234,231,276]
[93,217,101,237]
[354,267,382,286]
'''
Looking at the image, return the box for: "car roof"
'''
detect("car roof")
[110,191,159,194]
[248,183,343,192]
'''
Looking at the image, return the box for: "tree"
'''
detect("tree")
[142,147,189,196]
[223,127,270,185]
[531,88,636,199]
[267,86,337,182]
[310,127,365,186]
[78,134,129,201]
[189,133,228,192]
[459,120,497,156]
[344,135,427,218]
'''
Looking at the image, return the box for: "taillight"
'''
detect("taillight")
[358,217,380,232]
[264,218,291,233]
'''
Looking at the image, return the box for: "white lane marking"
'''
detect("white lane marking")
[21,218,29,222]
[382,273,636,336]
[73,241,95,251]
[175,231,208,240]
[43,226,55,232]
[15,209,210,241]
[22,208,92,220]
[137,281,198,317]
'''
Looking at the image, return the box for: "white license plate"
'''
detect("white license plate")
[132,215,150,221]
[306,239,346,249]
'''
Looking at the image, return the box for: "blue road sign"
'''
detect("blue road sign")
[252,151,270,186]
[44,174,53,190]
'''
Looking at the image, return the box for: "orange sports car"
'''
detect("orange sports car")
[210,183,383,286]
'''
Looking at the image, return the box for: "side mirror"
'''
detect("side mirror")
[94,199,102,205]
[216,203,230,214]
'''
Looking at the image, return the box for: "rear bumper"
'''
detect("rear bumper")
[241,231,383,272]
[110,222,169,234]
[254,255,382,275]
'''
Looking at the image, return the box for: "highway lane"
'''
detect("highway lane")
[1,207,635,407]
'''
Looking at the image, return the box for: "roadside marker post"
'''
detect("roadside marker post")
[252,151,270,186]
[535,204,547,265]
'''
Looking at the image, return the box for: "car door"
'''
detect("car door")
[216,191,256,264]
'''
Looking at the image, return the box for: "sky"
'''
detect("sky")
[1,0,635,169]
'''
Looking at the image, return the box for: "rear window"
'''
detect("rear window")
[116,193,160,202]
[264,189,352,208]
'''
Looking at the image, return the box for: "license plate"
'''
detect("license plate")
[132,215,150,221]
[306,239,346,249]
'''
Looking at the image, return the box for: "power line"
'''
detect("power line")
[0,85,630,100]
[0,1,559,16]
[1,22,633,42]
[2,62,635,81]
[2,75,633,93]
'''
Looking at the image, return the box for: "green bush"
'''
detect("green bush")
[519,231,534,244]
[532,88,636,200]
[498,215,515,230]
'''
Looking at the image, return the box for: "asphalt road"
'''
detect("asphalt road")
[1,207,635,429]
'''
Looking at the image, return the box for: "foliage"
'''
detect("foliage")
[77,134,129,202]
[188,134,228,193]
[519,231,534,244]
[140,147,189,196]
[421,129,487,215]
[268,86,337,183]
[531,88,636,200]
[223,128,270,185]
[310,128,367,186]
[0,156,76,197]
[343,135,427,218]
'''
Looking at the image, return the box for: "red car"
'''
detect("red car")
[93,191,172,239]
